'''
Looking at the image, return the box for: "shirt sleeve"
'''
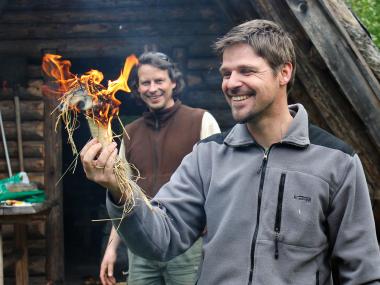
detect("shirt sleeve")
[200,111,220,139]
[328,154,380,284]
[107,144,206,261]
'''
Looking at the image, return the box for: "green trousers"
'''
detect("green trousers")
[127,238,202,285]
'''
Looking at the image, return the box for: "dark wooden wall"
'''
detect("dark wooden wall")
[0,0,232,283]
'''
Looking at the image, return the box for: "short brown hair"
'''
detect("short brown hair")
[213,19,296,92]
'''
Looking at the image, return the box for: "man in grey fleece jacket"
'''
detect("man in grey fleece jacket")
[81,20,380,284]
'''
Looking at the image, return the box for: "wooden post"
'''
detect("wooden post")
[44,95,64,284]
[14,224,28,285]
[0,225,3,285]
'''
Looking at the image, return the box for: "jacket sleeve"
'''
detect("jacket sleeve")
[106,146,206,261]
[327,154,380,284]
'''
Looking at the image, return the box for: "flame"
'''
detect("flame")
[42,54,138,127]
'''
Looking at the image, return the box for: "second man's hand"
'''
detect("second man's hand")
[80,138,124,202]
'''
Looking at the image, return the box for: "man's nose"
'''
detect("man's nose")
[225,71,242,90]
[148,82,158,92]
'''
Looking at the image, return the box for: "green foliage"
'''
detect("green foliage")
[345,0,380,47]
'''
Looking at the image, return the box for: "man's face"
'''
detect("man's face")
[220,43,284,123]
[137,64,176,111]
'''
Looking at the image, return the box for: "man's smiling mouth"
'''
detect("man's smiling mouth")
[231,95,249,101]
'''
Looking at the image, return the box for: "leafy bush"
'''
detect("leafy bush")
[345,0,380,48]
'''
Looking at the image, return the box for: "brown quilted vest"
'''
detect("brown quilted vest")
[123,100,204,198]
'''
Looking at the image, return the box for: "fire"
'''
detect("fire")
[42,54,138,127]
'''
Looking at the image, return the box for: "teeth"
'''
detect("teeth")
[232,95,249,101]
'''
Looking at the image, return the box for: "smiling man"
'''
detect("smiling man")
[81,20,380,285]
[98,51,220,285]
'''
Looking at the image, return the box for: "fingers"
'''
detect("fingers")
[96,142,117,168]
[100,262,116,285]
[81,140,103,169]
[104,149,118,172]
[80,138,98,160]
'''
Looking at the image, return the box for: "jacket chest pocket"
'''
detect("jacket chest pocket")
[262,170,330,249]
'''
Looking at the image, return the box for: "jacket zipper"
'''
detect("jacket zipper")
[248,148,270,284]
[274,173,286,259]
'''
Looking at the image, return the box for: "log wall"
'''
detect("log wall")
[0,0,232,283]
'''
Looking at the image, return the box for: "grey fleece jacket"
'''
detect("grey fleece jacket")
[107,104,380,285]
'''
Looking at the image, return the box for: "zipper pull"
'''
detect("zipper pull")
[274,232,279,259]
[257,152,268,174]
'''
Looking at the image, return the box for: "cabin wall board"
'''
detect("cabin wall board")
[0,0,233,282]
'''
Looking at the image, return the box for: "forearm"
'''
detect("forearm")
[107,226,121,251]
[106,189,171,260]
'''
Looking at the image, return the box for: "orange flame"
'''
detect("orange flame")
[42,54,138,127]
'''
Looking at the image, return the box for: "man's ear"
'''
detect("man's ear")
[279,62,293,86]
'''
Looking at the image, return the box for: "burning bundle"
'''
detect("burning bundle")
[42,54,147,212]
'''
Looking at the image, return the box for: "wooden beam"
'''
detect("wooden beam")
[0,100,44,121]
[231,0,380,197]
[2,121,44,141]
[0,158,44,173]
[0,141,44,158]
[14,224,28,285]
[0,87,42,100]
[0,21,228,40]
[0,36,218,58]
[43,96,64,284]
[285,0,380,149]
[5,0,202,10]
[0,6,223,23]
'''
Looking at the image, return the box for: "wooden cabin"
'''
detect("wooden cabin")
[0,0,378,283]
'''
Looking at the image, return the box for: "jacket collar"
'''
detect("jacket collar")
[143,100,181,129]
[224,103,310,148]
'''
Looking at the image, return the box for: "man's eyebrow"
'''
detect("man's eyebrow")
[219,64,258,73]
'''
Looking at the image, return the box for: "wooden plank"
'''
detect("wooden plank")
[0,6,223,23]
[285,0,380,149]
[0,36,218,58]
[43,96,64,283]
[5,276,47,285]
[0,158,44,173]
[0,225,3,285]
[0,101,44,121]
[0,141,44,158]
[4,255,46,275]
[3,239,46,255]
[2,121,44,141]
[0,21,227,40]
[0,87,42,100]
[5,0,210,9]
[1,222,45,240]
[14,224,28,285]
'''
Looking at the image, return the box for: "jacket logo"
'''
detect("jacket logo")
[294,195,311,203]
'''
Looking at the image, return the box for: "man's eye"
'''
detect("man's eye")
[241,69,253,75]
[221,73,231,79]
[141,82,150,86]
